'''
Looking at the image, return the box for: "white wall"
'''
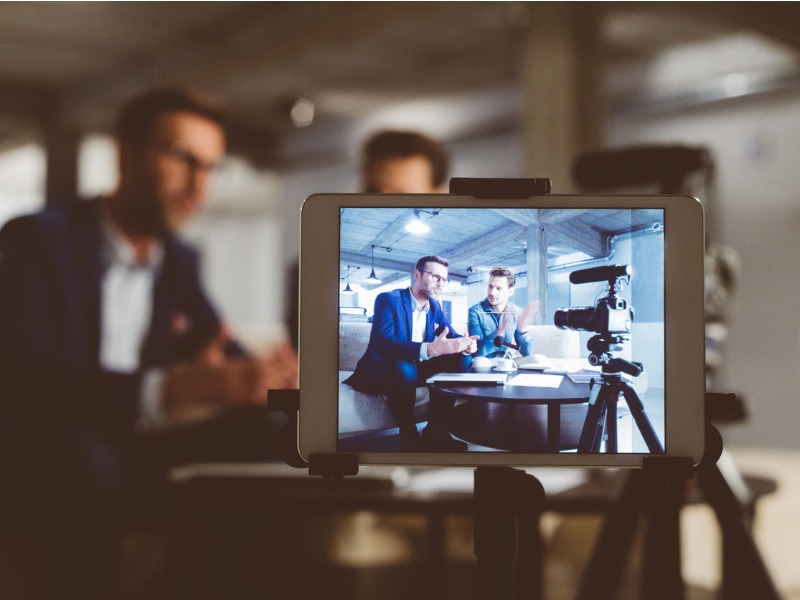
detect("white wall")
[0,143,45,227]
[611,92,800,450]
[276,161,358,270]
[185,211,284,329]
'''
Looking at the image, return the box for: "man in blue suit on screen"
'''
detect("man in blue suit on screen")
[345,255,477,451]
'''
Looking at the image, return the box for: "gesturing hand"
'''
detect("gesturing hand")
[428,327,479,357]
[518,301,541,331]
[163,334,299,418]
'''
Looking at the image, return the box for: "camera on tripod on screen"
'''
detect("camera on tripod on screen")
[554,264,633,338]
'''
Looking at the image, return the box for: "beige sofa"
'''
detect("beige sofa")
[338,320,433,435]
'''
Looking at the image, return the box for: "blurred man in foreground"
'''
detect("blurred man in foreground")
[0,86,297,599]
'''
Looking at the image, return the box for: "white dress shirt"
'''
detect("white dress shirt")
[409,290,431,361]
[98,214,166,430]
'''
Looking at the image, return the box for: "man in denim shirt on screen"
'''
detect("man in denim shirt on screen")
[468,268,536,358]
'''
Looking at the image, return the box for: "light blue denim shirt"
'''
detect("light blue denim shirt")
[467,298,533,358]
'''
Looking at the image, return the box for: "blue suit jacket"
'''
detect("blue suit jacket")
[345,287,461,391]
[0,200,228,435]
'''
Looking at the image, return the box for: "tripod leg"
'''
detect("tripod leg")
[578,383,607,453]
[641,468,685,600]
[515,474,545,600]
[474,467,547,600]
[577,471,645,600]
[474,468,516,600]
[696,429,782,600]
[620,382,664,453]
[606,394,618,453]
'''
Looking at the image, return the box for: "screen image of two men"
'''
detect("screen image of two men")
[337,207,666,454]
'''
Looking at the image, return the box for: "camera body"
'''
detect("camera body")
[554,264,634,337]
[555,296,633,336]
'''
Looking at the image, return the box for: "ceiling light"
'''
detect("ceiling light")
[364,245,382,284]
[290,98,315,127]
[404,209,430,234]
[341,265,355,294]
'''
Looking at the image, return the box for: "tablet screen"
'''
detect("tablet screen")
[336,206,666,454]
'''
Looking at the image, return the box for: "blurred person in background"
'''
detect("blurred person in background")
[0,86,297,599]
[285,129,450,350]
[361,129,449,194]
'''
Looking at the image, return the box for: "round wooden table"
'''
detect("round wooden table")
[429,372,591,452]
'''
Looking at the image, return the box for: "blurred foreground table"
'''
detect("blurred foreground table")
[164,452,784,600]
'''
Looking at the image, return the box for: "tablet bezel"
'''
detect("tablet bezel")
[298,193,705,467]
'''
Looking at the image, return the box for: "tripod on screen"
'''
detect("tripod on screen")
[577,337,664,454]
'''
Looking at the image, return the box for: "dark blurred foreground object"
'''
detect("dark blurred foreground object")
[573,144,739,388]
[573,145,712,194]
[570,148,778,599]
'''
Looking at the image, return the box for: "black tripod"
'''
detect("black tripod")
[577,337,665,454]
[576,396,782,600]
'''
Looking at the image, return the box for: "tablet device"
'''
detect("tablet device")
[298,192,705,467]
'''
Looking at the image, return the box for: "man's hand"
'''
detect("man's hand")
[163,333,299,417]
[263,340,299,389]
[428,327,479,358]
[499,301,540,337]
[193,323,233,367]
[518,301,541,332]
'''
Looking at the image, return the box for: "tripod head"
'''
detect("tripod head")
[586,334,643,378]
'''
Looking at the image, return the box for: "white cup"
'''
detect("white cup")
[495,358,516,372]
[472,356,493,372]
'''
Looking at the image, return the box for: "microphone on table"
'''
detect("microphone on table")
[493,336,520,351]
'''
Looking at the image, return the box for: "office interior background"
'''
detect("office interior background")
[1,2,799,596]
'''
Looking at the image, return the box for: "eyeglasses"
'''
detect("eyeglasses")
[163,146,225,176]
[420,269,449,286]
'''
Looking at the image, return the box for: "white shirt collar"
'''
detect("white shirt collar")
[99,209,164,271]
[409,288,430,314]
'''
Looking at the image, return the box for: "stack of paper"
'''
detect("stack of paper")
[426,372,508,385]
[567,369,602,384]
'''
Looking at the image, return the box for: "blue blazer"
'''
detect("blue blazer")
[345,287,461,391]
[0,200,229,435]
